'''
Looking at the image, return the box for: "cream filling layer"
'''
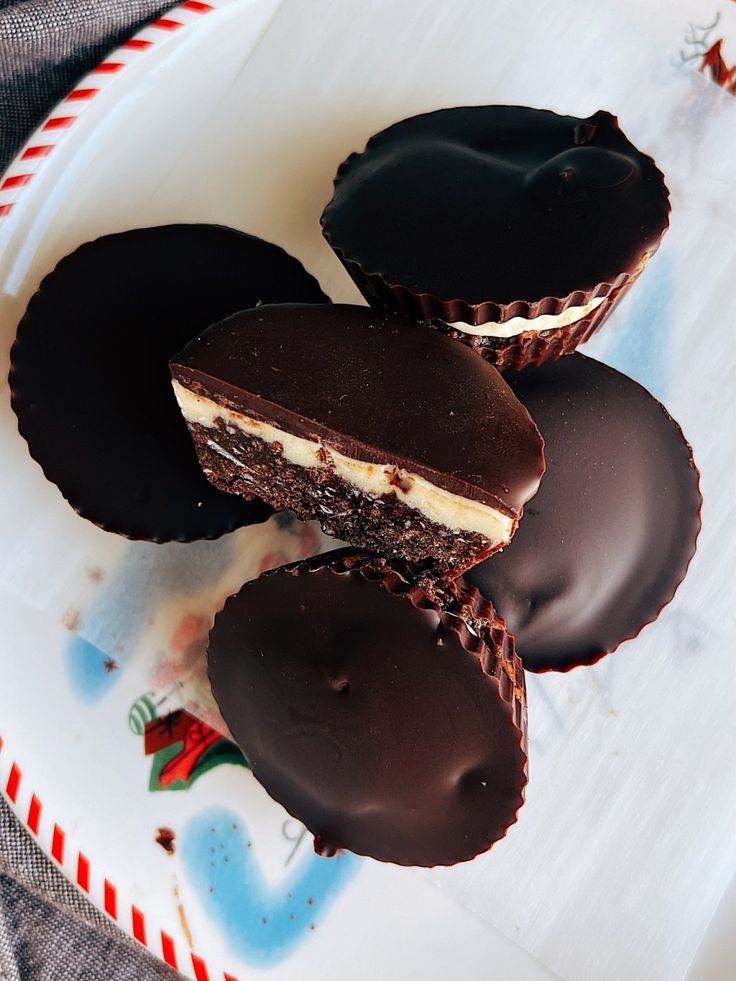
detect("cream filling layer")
[173,381,513,542]
[449,296,605,338]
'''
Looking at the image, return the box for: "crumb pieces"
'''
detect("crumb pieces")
[155,827,176,855]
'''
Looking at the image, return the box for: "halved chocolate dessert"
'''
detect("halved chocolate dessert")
[208,550,527,867]
[170,303,544,577]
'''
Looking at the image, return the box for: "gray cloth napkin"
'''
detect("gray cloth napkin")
[0,0,173,170]
[0,7,186,978]
[0,799,180,980]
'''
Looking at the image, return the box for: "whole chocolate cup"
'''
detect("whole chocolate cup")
[208,549,528,867]
[9,224,328,542]
[322,106,670,368]
[465,354,702,671]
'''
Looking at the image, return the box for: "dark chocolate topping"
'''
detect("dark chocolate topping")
[10,225,328,540]
[465,354,701,672]
[322,106,669,307]
[208,550,527,867]
[171,303,544,516]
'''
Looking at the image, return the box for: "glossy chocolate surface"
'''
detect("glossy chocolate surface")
[465,354,701,671]
[10,225,328,540]
[208,550,527,867]
[171,303,544,516]
[322,106,669,305]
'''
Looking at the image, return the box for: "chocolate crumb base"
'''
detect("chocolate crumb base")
[208,549,527,867]
[188,422,499,579]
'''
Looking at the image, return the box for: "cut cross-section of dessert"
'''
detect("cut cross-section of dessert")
[170,303,544,577]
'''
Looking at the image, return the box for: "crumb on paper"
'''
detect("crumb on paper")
[156,827,176,855]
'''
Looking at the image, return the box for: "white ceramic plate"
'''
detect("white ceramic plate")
[0,1,555,979]
[1,1,735,979]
